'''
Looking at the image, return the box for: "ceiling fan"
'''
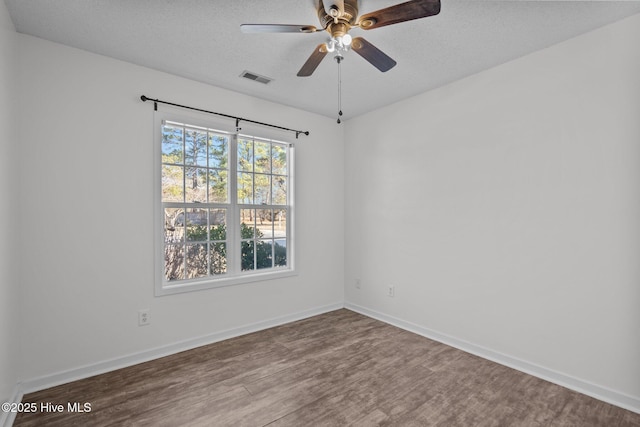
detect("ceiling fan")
[240,0,441,77]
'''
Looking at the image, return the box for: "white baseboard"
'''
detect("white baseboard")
[0,383,23,427]
[344,302,640,415]
[20,302,344,396]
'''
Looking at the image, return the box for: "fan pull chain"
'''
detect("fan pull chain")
[337,55,343,124]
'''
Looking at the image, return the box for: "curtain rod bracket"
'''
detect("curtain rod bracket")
[140,95,309,138]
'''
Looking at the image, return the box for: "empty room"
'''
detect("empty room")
[1,1,639,426]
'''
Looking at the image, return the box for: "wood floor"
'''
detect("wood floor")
[14,309,640,426]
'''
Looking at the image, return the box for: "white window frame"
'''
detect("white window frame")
[154,110,296,296]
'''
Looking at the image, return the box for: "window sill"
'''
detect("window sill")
[155,269,297,296]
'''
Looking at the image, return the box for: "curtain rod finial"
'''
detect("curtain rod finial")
[140,95,148,102]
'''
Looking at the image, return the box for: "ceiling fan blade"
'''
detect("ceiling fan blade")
[351,37,397,72]
[240,24,318,34]
[357,0,441,30]
[297,44,329,77]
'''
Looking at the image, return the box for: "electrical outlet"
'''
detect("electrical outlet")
[138,309,150,326]
[356,278,361,289]
[387,284,395,297]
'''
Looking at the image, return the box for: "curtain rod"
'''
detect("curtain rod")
[140,95,310,139]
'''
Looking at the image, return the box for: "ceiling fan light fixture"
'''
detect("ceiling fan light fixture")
[325,39,336,52]
[341,34,352,46]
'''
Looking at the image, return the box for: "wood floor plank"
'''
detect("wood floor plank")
[14,309,640,426]
[266,361,435,426]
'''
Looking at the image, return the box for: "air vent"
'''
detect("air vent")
[240,70,273,85]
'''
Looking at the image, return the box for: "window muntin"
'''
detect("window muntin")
[157,118,293,294]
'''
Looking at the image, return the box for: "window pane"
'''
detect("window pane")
[186,243,208,278]
[165,244,185,281]
[210,242,227,275]
[164,208,185,243]
[185,208,208,242]
[240,209,256,238]
[255,174,271,205]
[238,138,253,172]
[272,175,287,205]
[256,240,273,269]
[208,169,228,203]
[256,209,273,238]
[272,144,287,175]
[185,167,207,203]
[237,172,253,204]
[273,209,286,238]
[162,165,184,202]
[209,209,226,241]
[254,141,271,173]
[162,125,184,164]
[208,134,228,168]
[185,128,208,166]
[274,239,287,267]
[241,241,254,271]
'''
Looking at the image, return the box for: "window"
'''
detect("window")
[156,116,294,295]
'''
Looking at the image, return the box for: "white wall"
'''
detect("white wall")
[14,33,344,383]
[345,13,640,404]
[0,0,18,407]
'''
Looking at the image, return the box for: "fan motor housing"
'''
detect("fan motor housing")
[318,0,358,30]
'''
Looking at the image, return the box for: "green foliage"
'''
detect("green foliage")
[183,223,286,273]
[241,222,257,239]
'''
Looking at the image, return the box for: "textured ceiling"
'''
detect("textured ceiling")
[5,0,640,120]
